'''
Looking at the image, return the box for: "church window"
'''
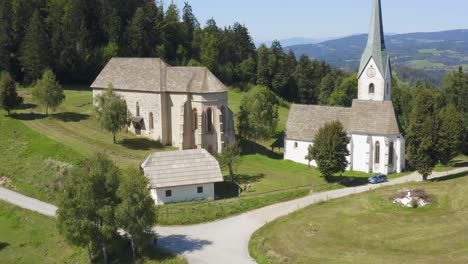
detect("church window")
[294,142,298,148]
[206,108,213,134]
[193,108,198,131]
[375,141,381,164]
[220,106,226,133]
[369,83,375,94]
[136,102,140,116]
[149,112,154,130]
[389,142,394,165]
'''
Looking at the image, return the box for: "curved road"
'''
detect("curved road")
[1,167,467,264]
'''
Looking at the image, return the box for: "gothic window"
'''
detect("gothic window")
[389,142,394,165]
[294,142,298,148]
[136,102,140,116]
[149,112,154,130]
[206,108,213,134]
[386,83,390,95]
[369,83,375,94]
[220,106,226,133]
[193,108,198,131]
[375,141,381,164]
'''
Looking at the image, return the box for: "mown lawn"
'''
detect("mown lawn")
[0,202,186,264]
[250,171,468,264]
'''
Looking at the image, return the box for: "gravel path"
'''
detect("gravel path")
[1,167,467,264]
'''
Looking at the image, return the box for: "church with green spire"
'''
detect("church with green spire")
[284,0,406,174]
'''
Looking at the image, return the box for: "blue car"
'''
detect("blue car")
[368,174,387,184]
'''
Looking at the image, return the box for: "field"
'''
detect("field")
[0,201,186,264]
[250,171,468,264]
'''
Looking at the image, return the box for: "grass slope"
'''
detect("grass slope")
[0,202,186,264]
[250,172,468,264]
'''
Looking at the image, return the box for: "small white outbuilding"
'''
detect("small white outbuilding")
[141,149,224,205]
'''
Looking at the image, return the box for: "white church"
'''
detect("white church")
[284,0,406,174]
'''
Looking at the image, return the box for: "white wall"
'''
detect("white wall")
[285,134,406,174]
[284,139,317,167]
[150,183,215,205]
[93,89,163,141]
[358,58,392,101]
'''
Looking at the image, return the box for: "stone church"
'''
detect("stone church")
[284,0,406,174]
[91,58,235,153]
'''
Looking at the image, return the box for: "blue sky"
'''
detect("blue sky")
[168,0,468,42]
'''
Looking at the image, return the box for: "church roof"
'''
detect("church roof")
[358,0,391,79]
[141,149,224,189]
[286,104,350,141]
[91,58,228,94]
[286,100,401,141]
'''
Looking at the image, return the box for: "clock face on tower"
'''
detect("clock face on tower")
[366,68,376,78]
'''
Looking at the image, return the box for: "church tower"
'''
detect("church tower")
[358,0,392,101]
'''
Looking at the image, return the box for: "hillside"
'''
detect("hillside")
[288,29,468,84]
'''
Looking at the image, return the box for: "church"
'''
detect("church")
[284,0,406,174]
[91,58,236,154]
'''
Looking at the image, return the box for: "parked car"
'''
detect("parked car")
[368,174,387,184]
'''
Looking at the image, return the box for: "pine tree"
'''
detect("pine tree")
[32,70,65,116]
[294,55,315,104]
[311,121,350,181]
[328,75,357,107]
[256,45,271,87]
[19,10,49,83]
[407,89,439,181]
[436,104,464,165]
[0,0,13,73]
[0,72,23,115]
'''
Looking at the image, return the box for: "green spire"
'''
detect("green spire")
[358,0,390,78]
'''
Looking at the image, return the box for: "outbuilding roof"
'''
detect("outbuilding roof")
[141,149,224,189]
[285,99,401,142]
[91,58,227,94]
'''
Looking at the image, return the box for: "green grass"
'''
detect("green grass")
[156,189,310,225]
[0,202,186,264]
[434,155,468,172]
[250,171,468,264]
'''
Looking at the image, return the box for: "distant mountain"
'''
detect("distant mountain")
[287,29,468,84]
[256,37,330,48]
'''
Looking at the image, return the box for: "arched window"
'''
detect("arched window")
[149,112,154,130]
[136,102,140,117]
[389,142,394,165]
[369,83,375,94]
[206,108,213,134]
[193,108,198,131]
[294,142,298,148]
[220,106,226,133]
[375,141,380,164]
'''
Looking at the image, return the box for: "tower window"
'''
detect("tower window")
[375,141,380,164]
[193,108,198,131]
[149,112,154,130]
[136,102,140,117]
[369,83,375,94]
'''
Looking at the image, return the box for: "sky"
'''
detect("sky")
[168,0,468,42]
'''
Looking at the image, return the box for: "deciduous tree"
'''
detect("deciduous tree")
[216,144,241,181]
[311,121,350,181]
[116,168,156,260]
[32,70,65,116]
[94,85,128,143]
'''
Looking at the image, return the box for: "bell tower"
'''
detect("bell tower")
[358,0,392,102]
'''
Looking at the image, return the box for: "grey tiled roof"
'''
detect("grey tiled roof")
[141,149,224,188]
[358,0,391,79]
[286,104,350,141]
[91,58,227,94]
[286,99,401,141]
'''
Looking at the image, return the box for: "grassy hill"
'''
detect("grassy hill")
[0,201,186,264]
[288,29,468,84]
[250,171,468,264]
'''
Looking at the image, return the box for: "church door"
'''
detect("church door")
[134,123,142,135]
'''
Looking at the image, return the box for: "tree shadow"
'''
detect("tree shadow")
[215,181,240,199]
[239,139,283,160]
[157,234,212,254]
[51,112,90,122]
[431,171,468,182]
[0,242,9,251]
[327,175,370,187]
[119,138,165,150]
[232,173,265,184]
[15,103,37,110]
[9,112,46,120]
